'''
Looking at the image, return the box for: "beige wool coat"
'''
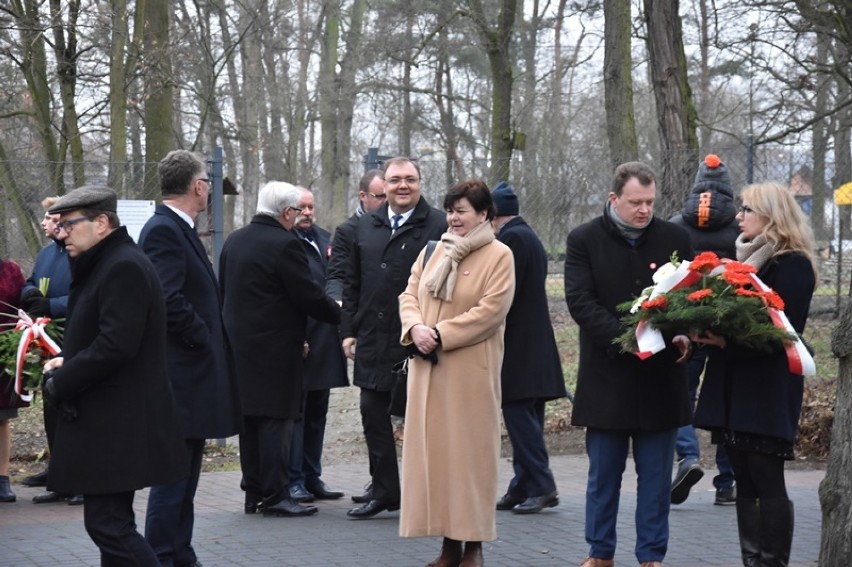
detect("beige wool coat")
[398,238,515,542]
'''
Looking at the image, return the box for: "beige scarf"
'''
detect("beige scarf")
[736,233,775,270]
[425,221,495,301]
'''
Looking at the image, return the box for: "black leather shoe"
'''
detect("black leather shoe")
[306,479,343,500]
[21,470,49,487]
[66,494,84,506]
[289,485,315,503]
[245,494,261,514]
[261,498,318,517]
[351,481,373,503]
[32,491,66,504]
[671,458,704,505]
[496,493,525,511]
[346,498,400,519]
[512,492,559,514]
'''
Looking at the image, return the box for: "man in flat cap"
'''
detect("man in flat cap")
[43,185,187,565]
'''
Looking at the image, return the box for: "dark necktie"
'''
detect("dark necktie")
[391,214,403,234]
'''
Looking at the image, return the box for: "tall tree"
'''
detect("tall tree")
[643,0,699,217]
[143,0,174,184]
[467,0,519,182]
[604,0,638,168]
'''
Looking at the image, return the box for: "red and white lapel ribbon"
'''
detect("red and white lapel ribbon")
[13,309,61,402]
[634,262,816,376]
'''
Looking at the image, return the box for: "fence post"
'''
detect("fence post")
[210,146,224,278]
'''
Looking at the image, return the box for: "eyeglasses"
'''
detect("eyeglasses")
[385,176,420,187]
[288,206,303,215]
[55,216,92,234]
[197,178,211,184]
[368,192,387,200]
[739,205,754,215]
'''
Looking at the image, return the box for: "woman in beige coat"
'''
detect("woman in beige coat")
[399,179,515,567]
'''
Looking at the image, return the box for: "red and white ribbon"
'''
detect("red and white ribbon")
[13,309,61,402]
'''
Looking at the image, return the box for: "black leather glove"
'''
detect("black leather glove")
[21,288,43,303]
[44,373,78,422]
[23,295,50,316]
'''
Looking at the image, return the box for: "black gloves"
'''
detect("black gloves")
[21,289,50,316]
[43,372,78,422]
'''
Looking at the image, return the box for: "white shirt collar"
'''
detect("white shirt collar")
[164,203,195,229]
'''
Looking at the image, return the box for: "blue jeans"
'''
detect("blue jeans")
[675,348,734,489]
[585,427,676,563]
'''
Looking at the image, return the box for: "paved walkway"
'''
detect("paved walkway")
[0,455,822,566]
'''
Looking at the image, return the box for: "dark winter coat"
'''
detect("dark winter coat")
[47,227,187,495]
[669,175,739,259]
[21,239,71,318]
[220,214,340,419]
[326,212,360,303]
[497,217,567,403]
[139,204,242,439]
[564,213,693,431]
[341,198,447,391]
[298,225,348,391]
[694,252,815,446]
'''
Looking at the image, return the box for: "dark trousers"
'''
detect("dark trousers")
[144,438,204,566]
[503,398,557,498]
[359,388,400,502]
[585,427,676,563]
[289,389,331,488]
[83,491,158,567]
[239,415,294,508]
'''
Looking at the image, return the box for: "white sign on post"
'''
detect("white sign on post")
[117,200,156,243]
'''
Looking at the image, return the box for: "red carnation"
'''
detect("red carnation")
[724,261,757,274]
[641,296,669,310]
[763,291,785,310]
[688,289,713,301]
[690,251,722,273]
[722,271,753,287]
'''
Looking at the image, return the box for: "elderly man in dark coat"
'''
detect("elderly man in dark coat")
[220,181,340,518]
[341,157,446,518]
[288,187,349,503]
[564,162,693,567]
[140,149,242,566]
[43,186,187,566]
[491,182,567,515]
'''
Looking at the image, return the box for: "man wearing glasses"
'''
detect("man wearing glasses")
[139,150,241,567]
[42,186,188,566]
[220,181,341,518]
[341,157,446,518]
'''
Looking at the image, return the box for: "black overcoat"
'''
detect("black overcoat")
[340,198,446,391]
[139,204,241,439]
[47,227,187,495]
[564,213,693,431]
[497,217,567,403]
[694,252,815,446]
[326,212,359,302]
[220,215,340,419]
[299,225,348,391]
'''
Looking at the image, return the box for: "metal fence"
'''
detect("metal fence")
[1,144,848,384]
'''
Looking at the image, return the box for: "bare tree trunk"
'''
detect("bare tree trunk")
[642,0,698,218]
[143,0,174,176]
[467,0,518,183]
[237,1,262,224]
[604,0,638,168]
[820,300,852,565]
[811,33,831,241]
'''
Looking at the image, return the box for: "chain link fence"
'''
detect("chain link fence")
[1,145,848,384]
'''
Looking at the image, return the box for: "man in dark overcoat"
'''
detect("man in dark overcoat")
[288,187,348,503]
[326,169,385,304]
[44,186,187,566]
[341,157,446,518]
[139,149,242,566]
[491,181,567,515]
[564,162,693,567]
[220,181,340,517]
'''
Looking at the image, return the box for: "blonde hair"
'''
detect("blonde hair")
[41,196,60,210]
[741,182,816,275]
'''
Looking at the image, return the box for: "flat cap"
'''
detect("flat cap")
[48,185,117,214]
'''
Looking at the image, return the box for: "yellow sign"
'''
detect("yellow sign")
[834,182,852,205]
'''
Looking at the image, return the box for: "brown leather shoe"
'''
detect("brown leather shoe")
[580,558,614,567]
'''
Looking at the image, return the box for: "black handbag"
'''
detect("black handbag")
[388,357,409,418]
